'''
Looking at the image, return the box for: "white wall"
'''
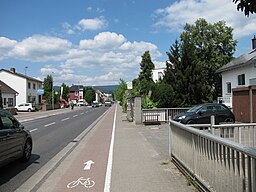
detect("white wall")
[0,71,26,105]
[2,93,16,108]
[221,64,256,97]
[152,68,165,83]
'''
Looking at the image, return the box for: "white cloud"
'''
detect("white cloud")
[154,0,256,38]
[9,35,72,62]
[0,37,17,59]
[78,17,108,31]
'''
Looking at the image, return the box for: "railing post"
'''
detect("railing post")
[168,120,172,160]
[210,115,215,134]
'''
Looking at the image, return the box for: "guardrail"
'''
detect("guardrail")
[142,108,189,123]
[169,120,256,192]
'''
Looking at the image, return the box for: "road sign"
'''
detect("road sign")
[36,89,44,95]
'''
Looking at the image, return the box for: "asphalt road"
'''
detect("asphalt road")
[0,106,108,192]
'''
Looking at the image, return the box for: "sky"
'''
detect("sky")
[0,0,256,86]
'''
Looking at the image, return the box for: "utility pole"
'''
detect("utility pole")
[52,72,54,110]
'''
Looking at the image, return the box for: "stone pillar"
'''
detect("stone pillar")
[134,96,142,125]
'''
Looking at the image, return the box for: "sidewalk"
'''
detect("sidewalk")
[110,105,194,192]
[34,104,194,192]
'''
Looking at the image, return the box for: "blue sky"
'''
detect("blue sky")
[1,0,256,86]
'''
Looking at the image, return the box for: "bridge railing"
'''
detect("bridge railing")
[169,120,256,192]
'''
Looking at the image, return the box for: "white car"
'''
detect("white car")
[77,99,87,106]
[15,103,35,112]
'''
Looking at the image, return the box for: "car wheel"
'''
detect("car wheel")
[21,140,32,162]
[224,118,234,123]
[28,108,32,112]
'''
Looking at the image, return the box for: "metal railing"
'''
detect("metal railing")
[169,120,256,192]
[142,108,189,123]
[217,96,232,109]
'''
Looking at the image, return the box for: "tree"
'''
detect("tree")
[137,51,155,95]
[233,0,256,16]
[60,83,69,101]
[180,18,237,101]
[84,87,95,105]
[43,75,53,103]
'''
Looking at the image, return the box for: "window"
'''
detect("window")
[7,98,13,107]
[238,74,245,86]
[226,82,231,94]
[33,83,36,89]
[28,82,31,89]
[0,112,19,129]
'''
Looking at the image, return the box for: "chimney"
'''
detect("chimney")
[10,68,16,73]
[252,35,256,50]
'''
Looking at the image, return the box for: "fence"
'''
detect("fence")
[142,108,189,123]
[169,120,256,192]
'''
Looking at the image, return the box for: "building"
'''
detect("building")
[152,68,165,83]
[0,80,18,108]
[217,36,256,122]
[69,85,84,103]
[0,68,43,105]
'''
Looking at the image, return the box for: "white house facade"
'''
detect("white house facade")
[0,80,18,108]
[217,37,256,108]
[0,68,43,105]
[152,68,165,83]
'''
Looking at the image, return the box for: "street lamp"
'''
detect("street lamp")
[52,72,54,110]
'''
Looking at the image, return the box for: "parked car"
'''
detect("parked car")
[0,109,33,167]
[15,103,35,112]
[104,100,112,107]
[77,99,87,106]
[173,103,235,125]
[92,101,99,108]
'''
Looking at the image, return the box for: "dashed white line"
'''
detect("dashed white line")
[30,128,38,133]
[44,122,56,127]
[61,117,70,121]
[73,115,78,117]
[80,112,84,115]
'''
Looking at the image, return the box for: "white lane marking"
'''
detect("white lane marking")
[61,117,70,121]
[104,104,117,192]
[80,112,84,115]
[30,128,38,133]
[85,111,88,113]
[73,115,78,117]
[44,122,56,127]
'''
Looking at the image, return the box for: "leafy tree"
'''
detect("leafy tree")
[84,87,95,105]
[180,18,237,101]
[60,83,69,101]
[43,75,53,103]
[233,0,256,16]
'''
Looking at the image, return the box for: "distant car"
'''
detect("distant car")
[15,103,35,112]
[92,101,99,108]
[104,100,112,107]
[173,103,235,125]
[77,99,87,106]
[0,109,33,168]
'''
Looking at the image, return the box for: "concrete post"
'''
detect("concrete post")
[134,96,142,125]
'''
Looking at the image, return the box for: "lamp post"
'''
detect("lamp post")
[52,72,54,110]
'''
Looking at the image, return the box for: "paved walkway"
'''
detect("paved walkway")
[22,104,194,192]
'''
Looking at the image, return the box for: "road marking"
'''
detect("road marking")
[30,128,38,133]
[44,122,56,127]
[61,117,70,121]
[67,177,95,189]
[83,160,95,170]
[73,115,78,117]
[80,112,84,115]
[104,104,117,192]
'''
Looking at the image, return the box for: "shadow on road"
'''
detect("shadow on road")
[0,154,40,185]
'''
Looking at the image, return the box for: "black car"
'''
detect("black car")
[173,103,235,125]
[0,109,32,167]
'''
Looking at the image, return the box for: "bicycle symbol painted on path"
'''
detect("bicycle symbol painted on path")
[67,177,95,189]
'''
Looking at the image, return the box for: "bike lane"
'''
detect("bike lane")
[48,106,116,192]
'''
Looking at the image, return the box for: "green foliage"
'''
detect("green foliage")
[114,79,127,106]
[233,0,256,16]
[43,75,53,103]
[61,83,70,101]
[84,87,95,105]
[142,95,158,109]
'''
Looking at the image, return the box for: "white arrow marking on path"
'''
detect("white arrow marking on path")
[84,160,95,170]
